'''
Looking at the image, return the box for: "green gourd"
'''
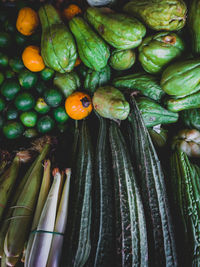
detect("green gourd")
[109,49,136,71]
[38,4,77,73]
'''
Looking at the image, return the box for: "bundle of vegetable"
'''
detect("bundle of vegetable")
[3,136,53,266]
[0,149,31,224]
[127,97,178,266]
[109,120,148,266]
[170,149,200,266]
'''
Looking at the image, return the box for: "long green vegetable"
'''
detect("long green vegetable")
[4,138,52,267]
[62,119,93,267]
[109,120,148,267]
[91,113,115,266]
[170,149,200,266]
[128,96,178,266]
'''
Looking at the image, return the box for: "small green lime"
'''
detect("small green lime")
[18,69,38,89]
[0,52,9,68]
[6,108,18,120]
[40,67,55,81]
[1,79,20,100]
[0,32,11,48]
[5,69,15,79]
[35,81,47,95]
[9,57,24,73]
[3,121,24,139]
[53,106,69,123]
[44,89,63,108]
[20,111,38,127]
[15,31,28,46]
[34,98,50,114]
[14,92,35,111]
[37,115,55,133]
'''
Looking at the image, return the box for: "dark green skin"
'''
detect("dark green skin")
[14,92,35,111]
[9,57,24,73]
[69,16,110,71]
[139,32,185,74]
[3,121,24,139]
[123,0,187,31]
[180,108,200,131]
[40,67,55,81]
[84,65,111,93]
[112,72,165,101]
[0,32,11,48]
[1,79,20,100]
[53,106,69,123]
[136,96,179,127]
[44,88,63,108]
[39,4,77,73]
[6,108,18,120]
[161,59,200,97]
[109,49,135,71]
[0,98,5,111]
[0,52,9,68]
[165,90,200,112]
[18,69,38,89]
[188,0,200,55]
[85,7,146,50]
[37,115,55,133]
[53,71,80,98]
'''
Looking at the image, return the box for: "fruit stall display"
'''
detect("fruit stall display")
[0,0,200,266]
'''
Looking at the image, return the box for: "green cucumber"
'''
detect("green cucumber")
[92,113,115,266]
[109,120,148,267]
[128,96,178,266]
[62,120,93,267]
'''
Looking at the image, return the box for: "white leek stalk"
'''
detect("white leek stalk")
[27,168,62,267]
[47,168,71,267]
[24,159,51,267]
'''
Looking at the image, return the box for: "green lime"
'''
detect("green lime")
[0,73,4,85]
[3,121,24,139]
[0,32,11,48]
[53,106,69,124]
[23,128,38,138]
[44,89,63,108]
[6,107,18,120]
[20,111,38,127]
[40,67,55,81]
[37,115,55,133]
[14,92,35,111]
[34,98,50,114]
[1,79,20,100]
[18,69,38,89]
[15,31,28,46]
[9,57,24,73]
[0,98,5,112]
[0,52,9,68]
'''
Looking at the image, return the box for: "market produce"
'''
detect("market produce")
[83,65,111,93]
[128,97,178,266]
[112,72,165,101]
[85,7,146,49]
[69,16,110,71]
[172,128,200,157]
[63,4,82,21]
[123,0,187,31]
[180,108,200,130]
[161,59,200,97]
[109,120,148,266]
[188,0,200,55]
[136,96,179,127]
[92,86,130,120]
[109,49,136,71]
[22,45,45,72]
[138,32,185,74]
[38,4,77,73]
[170,149,200,266]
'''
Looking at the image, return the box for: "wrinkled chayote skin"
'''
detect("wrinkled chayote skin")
[38,4,77,73]
[138,32,185,74]
[161,59,200,97]
[136,96,179,127]
[85,7,146,49]
[109,49,136,70]
[112,72,165,101]
[69,16,110,71]
[172,129,200,157]
[123,0,187,31]
[148,126,168,147]
[188,0,200,55]
[92,86,130,120]
[84,65,111,93]
[180,108,200,131]
[53,71,80,98]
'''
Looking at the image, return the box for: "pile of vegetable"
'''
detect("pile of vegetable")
[0,0,200,266]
